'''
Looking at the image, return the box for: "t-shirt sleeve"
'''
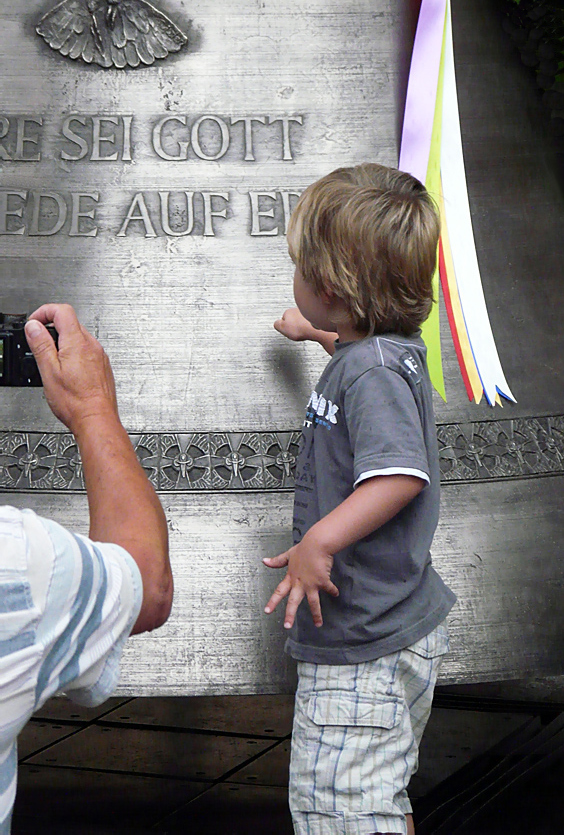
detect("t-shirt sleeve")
[27,513,143,708]
[343,366,430,487]
[62,538,143,706]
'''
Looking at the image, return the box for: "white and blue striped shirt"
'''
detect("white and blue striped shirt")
[0,506,142,832]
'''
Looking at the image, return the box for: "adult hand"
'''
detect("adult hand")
[263,534,339,628]
[25,304,117,434]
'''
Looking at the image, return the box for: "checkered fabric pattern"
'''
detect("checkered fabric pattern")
[289,623,450,835]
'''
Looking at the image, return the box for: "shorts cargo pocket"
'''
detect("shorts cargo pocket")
[290,690,405,814]
[308,690,401,730]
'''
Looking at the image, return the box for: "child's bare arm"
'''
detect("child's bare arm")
[263,474,424,629]
[274,308,337,355]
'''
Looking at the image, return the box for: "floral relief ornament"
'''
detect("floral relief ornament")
[36,0,188,69]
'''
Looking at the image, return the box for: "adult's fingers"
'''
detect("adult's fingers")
[264,574,292,615]
[28,304,83,346]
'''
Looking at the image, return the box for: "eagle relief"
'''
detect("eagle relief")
[36,0,188,69]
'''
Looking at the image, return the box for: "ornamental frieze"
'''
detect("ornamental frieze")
[0,417,564,492]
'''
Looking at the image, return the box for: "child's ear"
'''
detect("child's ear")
[320,288,334,305]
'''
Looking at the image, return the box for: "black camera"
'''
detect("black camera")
[0,314,58,387]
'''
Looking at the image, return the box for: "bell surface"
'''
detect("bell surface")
[0,0,563,693]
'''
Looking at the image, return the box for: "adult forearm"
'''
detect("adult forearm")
[74,411,172,634]
[25,304,173,635]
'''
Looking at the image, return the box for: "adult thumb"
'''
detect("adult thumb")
[25,319,58,380]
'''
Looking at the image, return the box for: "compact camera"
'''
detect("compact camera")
[0,314,58,387]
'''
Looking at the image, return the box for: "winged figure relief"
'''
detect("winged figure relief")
[36,0,188,69]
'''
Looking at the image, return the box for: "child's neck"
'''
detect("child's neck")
[335,321,368,343]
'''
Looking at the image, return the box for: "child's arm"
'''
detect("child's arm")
[263,473,424,628]
[274,307,337,356]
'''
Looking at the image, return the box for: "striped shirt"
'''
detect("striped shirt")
[0,506,142,832]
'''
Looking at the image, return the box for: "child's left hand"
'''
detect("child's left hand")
[263,535,339,629]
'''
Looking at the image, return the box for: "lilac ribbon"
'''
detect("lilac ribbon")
[399,0,447,184]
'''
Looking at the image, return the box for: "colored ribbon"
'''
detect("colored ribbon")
[440,0,515,404]
[399,0,515,405]
[400,0,447,399]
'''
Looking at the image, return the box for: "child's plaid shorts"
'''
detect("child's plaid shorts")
[289,622,450,835]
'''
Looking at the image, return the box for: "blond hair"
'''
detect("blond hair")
[287,163,440,336]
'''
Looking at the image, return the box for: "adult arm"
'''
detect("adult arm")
[274,307,337,355]
[264,473,424,628]
[25,304,172,635]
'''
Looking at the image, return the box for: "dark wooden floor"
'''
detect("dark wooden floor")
[11,689,564,834]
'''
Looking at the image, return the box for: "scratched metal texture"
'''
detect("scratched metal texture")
[1,0,564,693]
[0,0,415,432]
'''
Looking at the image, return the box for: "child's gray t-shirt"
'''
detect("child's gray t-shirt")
[285,332,456,664]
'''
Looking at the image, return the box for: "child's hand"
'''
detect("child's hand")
[263,535,339,628]
[274,308,317,342]
[274,308,337,355]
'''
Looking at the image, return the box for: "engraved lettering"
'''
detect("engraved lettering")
[117,192,158,237]
[0,117,10,161]
[91,116,120,161]
[249,191,278,236]
[230,116,266,161]
[202,192,229,236]
[268,115,303,160]
[248,190,300,236]
[191,116,230,161]
[0,191,27,235]
[69,192,99,237]
[152,115,189,161]
[159,191,195,236]
[61,115,134,162]
[29,192,68,236]
[281,190,302,234]
[61,116,89,161]
[15,117,43,161]
[0,109,308,238]
[122,115,133,162]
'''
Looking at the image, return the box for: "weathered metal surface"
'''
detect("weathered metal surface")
[1,0,564,693]
[0,0,414,433]
[5,476,564,694]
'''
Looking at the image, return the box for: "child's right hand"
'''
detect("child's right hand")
[274,308,337,355]
[274,308,317,342]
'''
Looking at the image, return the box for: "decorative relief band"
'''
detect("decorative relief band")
[436,415,564,482]
[0,431,301,492]
[0,416,563,492]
